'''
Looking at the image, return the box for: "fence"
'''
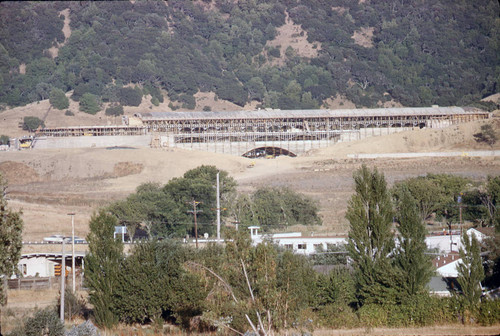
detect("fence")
[7,277,55,290]
[7,274,84,290]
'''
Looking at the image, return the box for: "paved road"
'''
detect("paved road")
[347,150,499,159]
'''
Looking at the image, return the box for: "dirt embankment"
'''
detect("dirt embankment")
[0,116,498,241]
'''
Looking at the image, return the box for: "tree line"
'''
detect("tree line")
[0,1,498,114]
[77,165,500,334]
[107,165,322,240]
[1,166,500,334]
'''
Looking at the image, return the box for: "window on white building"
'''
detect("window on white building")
[298,243,307,250]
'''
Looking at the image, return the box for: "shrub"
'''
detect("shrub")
[151,96,160,106]
[178,93,196,110]
[105,104,124,116]
[0,134,9,145]
[118,87,142,106]
[357,304,388,327]
[317,304,358,329]
[268,46,281,58]
[49,88,69,110]
[22,116,44,131]
[363,296,456,328]
[79,93,101,115]
[473,124,497,146]
[23,307,64,336]
[478,299,500,326]
[65,110,74,116]
[59,288,87,321]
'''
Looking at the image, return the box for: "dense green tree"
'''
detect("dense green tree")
[105,104,124,116]
[0,174,23,336]
[49,88,69,110]
[118,87,142,107]
[245,187,321,230]
[165,165,236,235]
[484,175,500,230]
[315,268,356,308]
[109,166,236,239]
[346,165,398,305]
[79,93,101,114]
[456,231,485,315]
[246,76,266,102]
[22,116,44,131]
[109,182,186,238]
[113,241,172,324]
[393,187,434,300]
[393,174,470,222]
[84,210,123,328]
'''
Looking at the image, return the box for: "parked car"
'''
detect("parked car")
[64,236,87,244]
[43,235,67,243]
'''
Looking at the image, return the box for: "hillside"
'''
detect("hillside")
[0,0,498,128]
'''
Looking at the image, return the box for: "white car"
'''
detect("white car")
[65,236,87,244]
[43,235,67,243]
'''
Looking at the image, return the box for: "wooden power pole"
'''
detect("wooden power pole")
[187,200,202,248]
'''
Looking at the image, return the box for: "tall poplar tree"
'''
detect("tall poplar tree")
[0,174,23,335]
[346,165,397,305]
[457,232,484,313]
[393,187,434,301]
[85,210,123,328]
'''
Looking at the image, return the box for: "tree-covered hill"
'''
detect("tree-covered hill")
[0,0,498,112]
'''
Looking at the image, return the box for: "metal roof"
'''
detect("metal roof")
[139,106,483,121]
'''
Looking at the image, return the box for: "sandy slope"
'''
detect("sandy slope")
[0,116,499,241]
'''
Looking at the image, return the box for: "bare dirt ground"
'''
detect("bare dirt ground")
[0,116,498,241]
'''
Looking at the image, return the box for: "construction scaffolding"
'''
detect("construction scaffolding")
[36,106,490,156]
[139,106,486,141]
[38,125,147,137]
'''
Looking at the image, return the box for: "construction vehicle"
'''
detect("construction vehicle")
[19,136,34,149]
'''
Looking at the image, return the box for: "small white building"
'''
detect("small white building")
[425,234,462,253]
[466,227,495,243]
[248,227,466,255]
[249,226,347,255]
[17,252,86,278]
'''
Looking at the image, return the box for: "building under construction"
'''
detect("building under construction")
[34,106,489,156]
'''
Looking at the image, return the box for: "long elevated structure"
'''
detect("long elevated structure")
[37,106,489,156]
[138,106,488,156]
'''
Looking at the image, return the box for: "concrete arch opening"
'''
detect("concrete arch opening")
[242,147,297,158]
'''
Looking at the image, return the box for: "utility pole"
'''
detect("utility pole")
[68,212,76,293]
[187,200,202,248]
[458,193,463,234]
[216,172,221,243]
[60,240,65,323]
